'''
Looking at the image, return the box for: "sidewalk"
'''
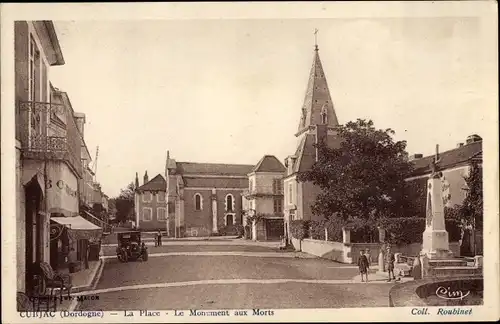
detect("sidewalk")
[52,259,105,311]
[351,269,414,284]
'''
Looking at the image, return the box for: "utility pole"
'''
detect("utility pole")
[93,146,99,182]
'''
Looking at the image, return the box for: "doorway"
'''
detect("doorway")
[266,219,284,240]
[24,178,44,293]
[226,214,234,226]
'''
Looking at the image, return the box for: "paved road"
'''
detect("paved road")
[77,242,395,310]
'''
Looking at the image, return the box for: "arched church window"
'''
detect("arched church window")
[194,193,203,211]
[225,194,234,212]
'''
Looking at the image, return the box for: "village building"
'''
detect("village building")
[15,21,106,294]
[134,172,172,234]
[135,154,254,237]
[243,155,286,241]
[283,44,343,243]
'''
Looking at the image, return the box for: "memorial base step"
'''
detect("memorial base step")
[430,266,481,277]
[429,259,468,267]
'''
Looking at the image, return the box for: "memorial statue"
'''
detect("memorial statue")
[429,144,442,179]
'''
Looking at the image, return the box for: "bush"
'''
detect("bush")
[377,217,462,245]
[346,218,379,243]
[324,216,346,242]
[377,217,425,245]
[235,224,244,237]
[309,220,326,240]
[290,220,310,240]
[445,218,462,242]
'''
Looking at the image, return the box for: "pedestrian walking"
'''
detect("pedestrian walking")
[386,245,396,282]
[157,229,162,246]
[358,250,370,282]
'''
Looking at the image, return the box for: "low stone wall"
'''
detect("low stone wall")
[292,238,461,265]
[292,238,347,263]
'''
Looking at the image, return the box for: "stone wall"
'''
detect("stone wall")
[292,238,347,263]
[291,224,461,265]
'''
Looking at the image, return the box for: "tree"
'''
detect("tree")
[298,119,421,222]
[114,182,136,223]
[460,161,483,229]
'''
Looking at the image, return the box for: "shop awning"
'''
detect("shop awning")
[51,216,102,242]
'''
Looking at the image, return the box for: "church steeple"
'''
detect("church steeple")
[296,41,339,137]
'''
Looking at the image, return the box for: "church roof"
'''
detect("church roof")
[252,155,286,173]
[176,162,254,176]
[296,45,339,136]
[183,177,248,188]
[293,133,342,173]
[137,174,166,191]
[411,141,482,176]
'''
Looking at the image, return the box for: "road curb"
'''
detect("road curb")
[71,258,105,294]
[69,258,105,312]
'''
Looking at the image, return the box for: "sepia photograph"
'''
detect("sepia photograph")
[1,1,498,323]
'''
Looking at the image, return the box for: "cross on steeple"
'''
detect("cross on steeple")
[314,28,319,50]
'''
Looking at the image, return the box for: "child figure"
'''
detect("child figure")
[365,248,372,265]
[386,245,396,282]
[358,250,370,282]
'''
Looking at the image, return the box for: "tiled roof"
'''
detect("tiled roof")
[176,162,254,176]
[183,177,248,188]
[294,133,342,173]
[252,155,286,173]
[296,46,339,135]
[137,174,166,191]
[411,141,482,176]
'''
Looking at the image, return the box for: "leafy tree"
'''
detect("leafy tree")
[298,119,421,222]
[114,182,136,222]
[460,162,483,229]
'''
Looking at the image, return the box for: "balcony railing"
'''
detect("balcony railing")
[243,187,284,197]
[17,101,82,178]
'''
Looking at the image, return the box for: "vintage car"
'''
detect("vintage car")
[116,231,148,262]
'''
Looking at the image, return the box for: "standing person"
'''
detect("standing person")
[157,229,162,246]
[358,250,370,282]
[365,248,372,265]
[154,231,158,247]
[386,245,396,282]
[411,253,422,280]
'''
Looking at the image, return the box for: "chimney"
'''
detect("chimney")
[457,143,464,148]
[143,171,149,184]
[135,172,139,189]
[73,112,86,137]
[409,153,423,161]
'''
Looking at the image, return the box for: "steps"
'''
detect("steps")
[431,266,481,277]
[423,257,482,278]
[429,259,468,267]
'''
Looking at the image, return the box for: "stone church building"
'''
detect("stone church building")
[283,44,343,242]
[135,153,255,237]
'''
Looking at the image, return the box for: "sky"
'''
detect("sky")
[47,16,496,197]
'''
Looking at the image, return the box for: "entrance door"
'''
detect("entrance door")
[226,214,234,226]
[24,179,43,293]
[266,219,284,240]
